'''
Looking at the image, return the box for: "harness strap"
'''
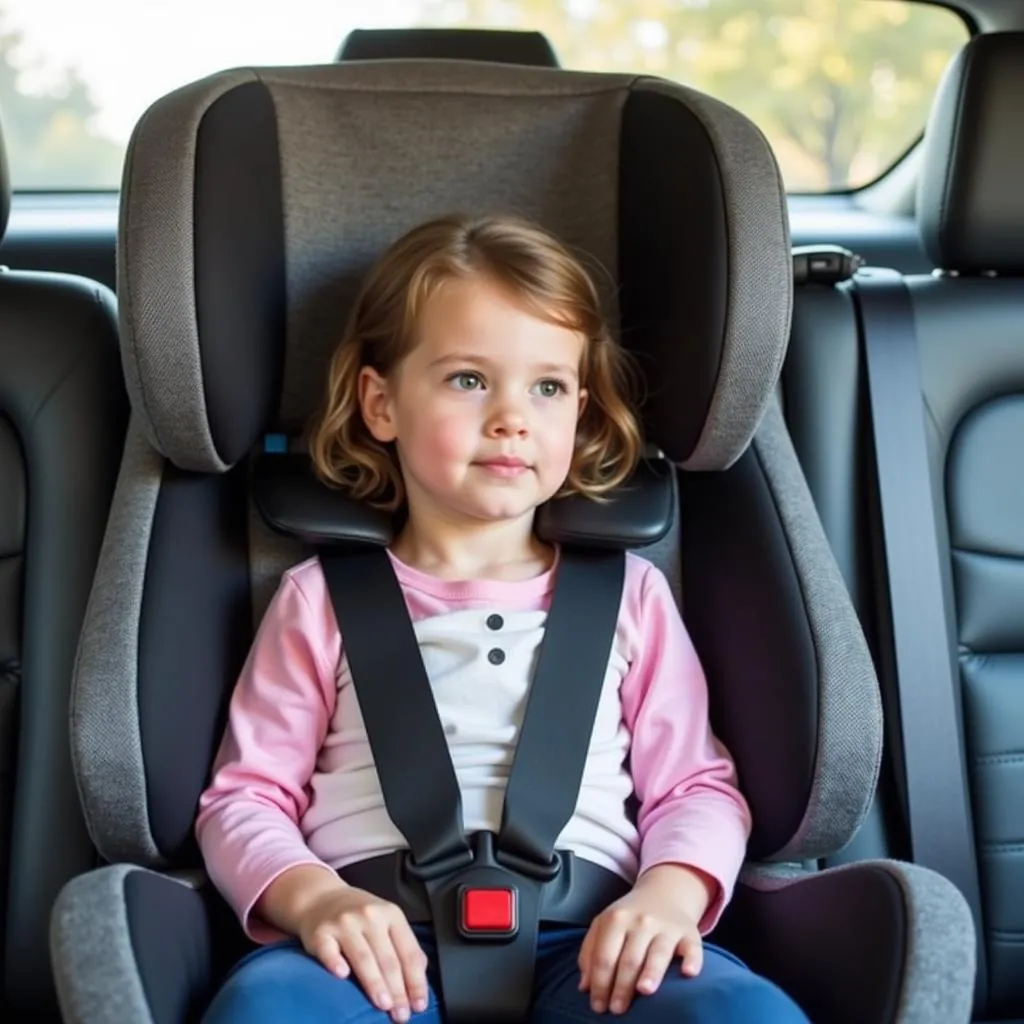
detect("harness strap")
[321,546,627,1024]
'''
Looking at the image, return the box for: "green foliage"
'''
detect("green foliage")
[418,0,968,189]
[0,15,122,189]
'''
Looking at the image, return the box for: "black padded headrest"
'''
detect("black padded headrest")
[918,33,1024,274]
[253,452,673,551]
[337,28,559,67]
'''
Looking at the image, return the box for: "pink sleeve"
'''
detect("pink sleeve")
[195,567,339,942]
[620,562,752,934]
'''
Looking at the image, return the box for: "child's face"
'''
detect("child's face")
[359,275,587,530]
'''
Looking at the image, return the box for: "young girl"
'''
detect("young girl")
[196,214,810,1024]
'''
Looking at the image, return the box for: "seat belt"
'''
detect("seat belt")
[321,545,628,1024]
[851,268,986,1009]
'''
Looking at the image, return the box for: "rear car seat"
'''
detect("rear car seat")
[0,117,128,1019]
[785,31,1024,1023]
[49,59,974,1023]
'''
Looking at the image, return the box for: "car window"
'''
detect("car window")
[0,0,968,192]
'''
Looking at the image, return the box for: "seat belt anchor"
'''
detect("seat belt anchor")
[402,843,475,883]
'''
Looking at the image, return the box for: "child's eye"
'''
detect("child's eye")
[448,372,484,391]
[534,378,568,398]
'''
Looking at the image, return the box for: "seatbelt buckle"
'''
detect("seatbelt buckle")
[457,885,519,941]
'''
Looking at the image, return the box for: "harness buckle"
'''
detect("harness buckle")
[458,885,519,940]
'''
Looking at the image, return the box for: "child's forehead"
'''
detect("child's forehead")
[413,277,585,354]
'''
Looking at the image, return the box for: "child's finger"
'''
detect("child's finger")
[577,925,595,991]
[364,929,411,1022]
[607,930,651,1013]
[677,932,704,977]
[311,931,350,979]
[392,921,431,1013]
[341,931,394,1013]
[587,918,628,1012]
[635,934,676,995]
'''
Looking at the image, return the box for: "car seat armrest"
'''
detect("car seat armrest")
[716,860,975,1024]
[51,864,242,1024]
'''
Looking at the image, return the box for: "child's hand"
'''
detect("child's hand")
[297,884,429,1023]
[578,864,715,1014]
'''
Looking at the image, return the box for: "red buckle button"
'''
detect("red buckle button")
[459,886,517,938]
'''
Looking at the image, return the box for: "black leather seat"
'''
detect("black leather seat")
[0,125,128,1019]
[338,27,559,66]
[785,31,1024,1022]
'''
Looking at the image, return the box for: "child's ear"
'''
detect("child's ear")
[358,366,398,443]
[578,387,589,418]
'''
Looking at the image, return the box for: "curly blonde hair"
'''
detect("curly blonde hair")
[309,213,642,511]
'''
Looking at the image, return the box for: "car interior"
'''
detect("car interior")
[0,0,1021,1021]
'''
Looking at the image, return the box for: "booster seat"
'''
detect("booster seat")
[49,59,974,1023]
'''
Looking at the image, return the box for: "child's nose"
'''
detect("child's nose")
[488,400,529,437]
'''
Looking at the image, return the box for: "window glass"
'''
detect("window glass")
[0,0,968,191]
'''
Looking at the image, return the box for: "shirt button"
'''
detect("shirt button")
[486,614,504,631]
[487,648,506,666]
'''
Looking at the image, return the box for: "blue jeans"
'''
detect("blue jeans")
[202,926,810,1023]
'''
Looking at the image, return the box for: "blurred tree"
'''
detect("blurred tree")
[418,0,967,190]
[0,12,123,189]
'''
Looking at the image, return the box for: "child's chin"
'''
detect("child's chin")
[464,496,539,522]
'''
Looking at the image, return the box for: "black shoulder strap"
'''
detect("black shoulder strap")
[320,545,626,873]
[498,548,625,869]
[852,268,986,1009]
[319,548,471,873]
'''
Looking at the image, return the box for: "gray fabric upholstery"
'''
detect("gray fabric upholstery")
[268,63,619,434]
[117,71,251,474]
[888,861,977,1024]
[751,397,883,861]
[118,60,790,476]
[50,865,156,1024]
[70,418,164,865]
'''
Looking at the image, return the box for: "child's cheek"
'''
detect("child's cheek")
[548,408,581,469]
[414,408,476,464]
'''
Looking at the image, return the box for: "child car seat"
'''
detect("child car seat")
[50,60,974,1023]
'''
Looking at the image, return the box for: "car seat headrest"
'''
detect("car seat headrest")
[252,451,674,550]
[116,61,791,475]
[918,32,1024,274]
[337,28,560,67]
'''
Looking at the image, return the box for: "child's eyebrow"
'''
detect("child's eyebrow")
[428,353,579,379]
